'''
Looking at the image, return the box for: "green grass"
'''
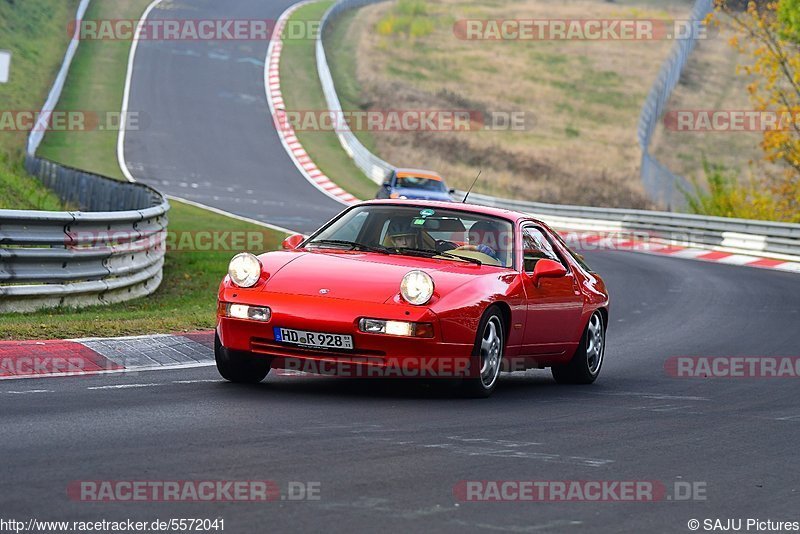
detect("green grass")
[0,153,66,210]
[326,7,380,153]
[279,0,379,199]
[0,0,77,209]
[375,0,435,39]
[38,0,147,178]
[0,0,287,337]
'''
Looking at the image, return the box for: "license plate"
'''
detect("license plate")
[274,327,353,351]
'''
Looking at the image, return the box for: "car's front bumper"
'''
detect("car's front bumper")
[217,292,474,378]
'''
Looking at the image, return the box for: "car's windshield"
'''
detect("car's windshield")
[396,176,448,192]
[306,205,514,268]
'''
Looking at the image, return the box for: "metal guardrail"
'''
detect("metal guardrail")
[317,0,394,184]
[0,0,172,313]
[316,0,800,262]
[637,0,714,208]
[0,158,169,313]
[458,191,800,260]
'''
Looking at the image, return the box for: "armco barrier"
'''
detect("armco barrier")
[317,0,394,184]
[458,192,800,260]
[0,157,169,313]
[315,0,800,262]
[0,0,172,313]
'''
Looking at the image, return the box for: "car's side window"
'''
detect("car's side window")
[522,226,563,272]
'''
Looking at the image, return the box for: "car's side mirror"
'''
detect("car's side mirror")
[448,188,456,194]
[530,258,567,286]
[382,182,391,188]
[282,233,305,250]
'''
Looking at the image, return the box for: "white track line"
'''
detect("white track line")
[0,362,216,381]
[166,196,296,235]
[116,0,299,236]
[118,0,166,184]
[87,383,162,390]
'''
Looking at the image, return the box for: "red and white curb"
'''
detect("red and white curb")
[264,1,358,206]
[557,230,800,273]
[641,246,800,272]
[0,332,214,380]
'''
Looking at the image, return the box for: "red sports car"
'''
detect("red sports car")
[215,200,609,397]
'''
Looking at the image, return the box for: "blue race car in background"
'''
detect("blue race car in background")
[376,168,455,202]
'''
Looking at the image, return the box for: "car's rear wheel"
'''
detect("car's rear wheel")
[214,333,270,383]
[551,310,605,384]
[460,307,505,398]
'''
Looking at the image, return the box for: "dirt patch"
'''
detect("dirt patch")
[336,0,703,207]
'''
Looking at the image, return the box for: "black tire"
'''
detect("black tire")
[459,306,505,398]
[214,333,270,383]
[551,310,605,385]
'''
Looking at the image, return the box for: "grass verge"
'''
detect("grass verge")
[37,0,141,177]
[0,0,287,338]
[331,0,684,208]
[279,0,380,200]
[0,0,77,209]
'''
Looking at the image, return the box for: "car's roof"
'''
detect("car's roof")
[359,199,537,224]
[393,168,444,182]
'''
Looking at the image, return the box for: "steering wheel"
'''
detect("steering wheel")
[435,239,458,252]
[450,245,502,266]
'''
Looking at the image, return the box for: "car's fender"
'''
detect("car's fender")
[430,271,526,351]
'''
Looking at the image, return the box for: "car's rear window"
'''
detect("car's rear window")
[396,176,447,192]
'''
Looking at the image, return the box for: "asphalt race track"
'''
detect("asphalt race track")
[3,251,799,531]
[3,0,799,532]
[122,0,343,233]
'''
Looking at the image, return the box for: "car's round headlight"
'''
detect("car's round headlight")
[400,270,434,305]
[228,253,262,288]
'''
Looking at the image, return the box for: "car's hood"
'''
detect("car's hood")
[262,250,493,303]
[394,188,453,202]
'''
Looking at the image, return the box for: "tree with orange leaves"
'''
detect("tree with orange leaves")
[710,0,800,221]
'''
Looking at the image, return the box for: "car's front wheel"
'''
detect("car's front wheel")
[214,333,270,383]
[460,307,505,398]
[551,310,605,384]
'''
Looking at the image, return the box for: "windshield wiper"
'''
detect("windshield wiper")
[307,239,394,255]
[391,247,482,265]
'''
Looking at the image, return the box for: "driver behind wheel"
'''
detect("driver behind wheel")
[384,217,430,249]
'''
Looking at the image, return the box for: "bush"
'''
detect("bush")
[684,159,800,222]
